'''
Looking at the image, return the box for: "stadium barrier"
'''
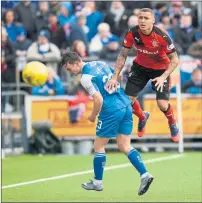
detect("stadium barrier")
[23,94,202,153]
[25,94,202,137]
[1,112,28,156]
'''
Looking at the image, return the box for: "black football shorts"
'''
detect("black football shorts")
[125,62,170,100]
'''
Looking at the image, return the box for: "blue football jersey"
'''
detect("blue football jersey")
[80,61,131,115]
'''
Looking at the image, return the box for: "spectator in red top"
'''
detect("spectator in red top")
[106,8,180,143]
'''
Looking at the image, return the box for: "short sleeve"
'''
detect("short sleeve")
[81,74,99,96]
[122,29,134,49]
[163,34,176,54]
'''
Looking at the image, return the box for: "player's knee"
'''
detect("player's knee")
[94,139,106,152]
[94,144,105,152]
[118,142,131,154]
[129,96,138,104]
[157,100,168,111]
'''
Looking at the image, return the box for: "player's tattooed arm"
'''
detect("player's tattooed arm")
[162,51,179,79]
[113,47,130,79]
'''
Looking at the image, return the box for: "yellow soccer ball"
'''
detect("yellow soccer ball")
[22,61,48,86]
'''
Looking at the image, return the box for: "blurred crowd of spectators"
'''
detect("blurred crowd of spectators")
[1,1,202,100]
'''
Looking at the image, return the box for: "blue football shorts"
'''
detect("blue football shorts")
[96,105,133,138]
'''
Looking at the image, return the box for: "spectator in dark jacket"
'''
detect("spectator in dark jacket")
[69,20,88,47]
[13,28,32,55]
[182,68,202,94]
[13,27,32,76]
[100,37,120,61]
[35,1,50,32]
[14,1,37,40]
[173,10,200,54]
[104,1,131,37]
[1,27,16,83]
[32,68,65,96]
[123,1,152,12]
[161,12,175,40]
[49,1,60,16]
[48,13,66,49]
[187,38,202,58]
[154,3,168,24]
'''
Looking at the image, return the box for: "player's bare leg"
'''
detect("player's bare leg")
[116,134,154,196]
[129,96,150,137]
[157,100,179,142]
[81,137,109,191]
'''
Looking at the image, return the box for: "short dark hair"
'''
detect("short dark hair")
[156,3,167,10]
[139,8,154,16]
[61,52,82,66]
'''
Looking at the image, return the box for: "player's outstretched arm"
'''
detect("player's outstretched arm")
[88,92,103,122]
[152,51,179,92]
[113,47,130,80]
[105,47,130,91]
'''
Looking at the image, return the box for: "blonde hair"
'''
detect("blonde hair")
[98,23,110,32]
[139,8,154,16]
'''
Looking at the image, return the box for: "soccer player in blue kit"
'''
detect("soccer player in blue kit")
[61,52,153,196]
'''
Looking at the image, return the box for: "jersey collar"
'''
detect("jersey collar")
[139,25,154,36]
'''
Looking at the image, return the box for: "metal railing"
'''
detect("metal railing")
[2,90,29,112]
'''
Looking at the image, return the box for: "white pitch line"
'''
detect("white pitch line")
[2,154,184,189]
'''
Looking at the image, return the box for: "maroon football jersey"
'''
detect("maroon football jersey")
[123,25,176,70]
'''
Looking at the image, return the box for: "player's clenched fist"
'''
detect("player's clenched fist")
[88,114,96,122]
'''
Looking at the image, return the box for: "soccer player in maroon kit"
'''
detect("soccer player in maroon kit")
[106,8,179,142]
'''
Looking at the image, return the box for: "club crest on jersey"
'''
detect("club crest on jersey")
[151,39,159,47]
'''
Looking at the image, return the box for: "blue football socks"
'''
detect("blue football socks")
[127,148,147,176]
[94,152,106,181]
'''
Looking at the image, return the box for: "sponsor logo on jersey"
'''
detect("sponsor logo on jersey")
[137,48,159,55]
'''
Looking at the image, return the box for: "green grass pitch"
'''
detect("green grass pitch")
[2,152,202,202]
